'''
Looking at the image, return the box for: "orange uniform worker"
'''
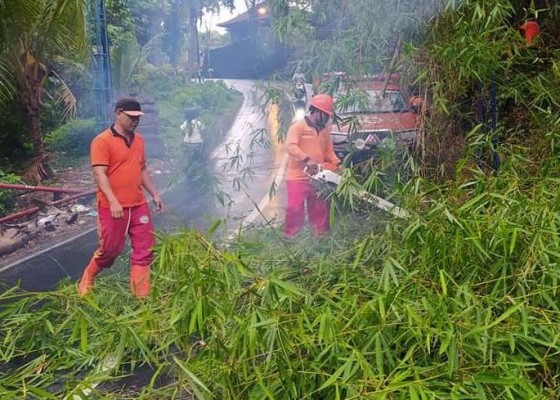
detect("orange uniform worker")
[78,97,164,298]
[284,94,341,238]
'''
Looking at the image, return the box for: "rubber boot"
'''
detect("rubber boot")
[130,265,151,299]
[78,259,102,296]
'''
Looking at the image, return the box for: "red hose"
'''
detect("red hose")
[51,190,95,207]
[0,190,95,224]
[0,183,84,194]
[0,207,40,224]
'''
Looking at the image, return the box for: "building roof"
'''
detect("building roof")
[218,1,270,28]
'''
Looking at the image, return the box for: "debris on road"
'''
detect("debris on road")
[70,204,90,214]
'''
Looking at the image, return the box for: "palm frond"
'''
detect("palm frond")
[128,32,164,81]
[111,33,164,96]
[47,70,77,121]
[111,36,141,95]
[0,62,17,108]
[36,0,88,58]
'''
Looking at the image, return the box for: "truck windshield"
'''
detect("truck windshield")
[338,90,408,113]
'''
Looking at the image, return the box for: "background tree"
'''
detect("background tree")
[106,0,235,78]
[184,0,235,76]
[269,0,446,75]
[0,0,87,180]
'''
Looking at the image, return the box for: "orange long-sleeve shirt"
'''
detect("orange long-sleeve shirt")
[285,118,340,180]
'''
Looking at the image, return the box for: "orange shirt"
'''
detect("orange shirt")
[285,118,340,180]
[90,126,147,208]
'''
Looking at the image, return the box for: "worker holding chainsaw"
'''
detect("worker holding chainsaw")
[284,94,341,238]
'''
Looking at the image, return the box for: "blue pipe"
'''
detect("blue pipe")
[87,0,113,130]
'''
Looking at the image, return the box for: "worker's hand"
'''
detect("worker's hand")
[323,162,342,172]
[305,160,320,176]
[152,194,164,213]
[109,200,124,219]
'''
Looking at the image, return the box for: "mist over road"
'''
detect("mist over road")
[158,79,275,232]
[0,80,278,292]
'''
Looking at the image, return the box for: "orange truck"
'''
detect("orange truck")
[326,73,421,164]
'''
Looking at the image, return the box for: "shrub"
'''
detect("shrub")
[130,64,181,99]
[0,170,22,216]
[45,118,97,158]
[0,100,29,165]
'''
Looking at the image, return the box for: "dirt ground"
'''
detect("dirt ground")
[0,158,176,265]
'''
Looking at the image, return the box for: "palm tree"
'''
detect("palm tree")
[0,0,87,180]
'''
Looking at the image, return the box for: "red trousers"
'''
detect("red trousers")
[284,180,330,238]
[80,202,155,298]
[92,202,155,268]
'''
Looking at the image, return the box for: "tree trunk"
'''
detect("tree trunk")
[187,6,200,80]
[29,110,44,157]
[21,59,53,181]
[18,57,49,157]
[26,63,47,158]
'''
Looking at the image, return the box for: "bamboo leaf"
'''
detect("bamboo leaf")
[173,355,213,400]
[465,302,524,338]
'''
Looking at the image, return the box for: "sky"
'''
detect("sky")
[201,0,248,33]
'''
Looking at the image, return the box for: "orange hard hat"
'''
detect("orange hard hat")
[309,94,335,116]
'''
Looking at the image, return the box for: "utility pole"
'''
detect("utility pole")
[87,0,113,130]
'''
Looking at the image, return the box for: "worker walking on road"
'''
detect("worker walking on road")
[181,107,204,168]
[292,66,306,85]
[78,97,164,298]
[284,94,341,238]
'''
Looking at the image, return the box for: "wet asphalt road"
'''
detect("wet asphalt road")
[0,80,274,292]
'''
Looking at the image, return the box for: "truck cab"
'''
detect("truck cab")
[329,74,420,163]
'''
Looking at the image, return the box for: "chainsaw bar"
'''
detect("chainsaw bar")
[305,166,409,219]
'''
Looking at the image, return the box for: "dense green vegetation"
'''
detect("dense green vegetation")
[158,80,243,191]
[0,0,88,180]
[2,166,560,398]
[158,81,242,157]
[2,0,560,398]
[0,0,235,182]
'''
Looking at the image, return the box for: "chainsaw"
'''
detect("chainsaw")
[304,164,409,219]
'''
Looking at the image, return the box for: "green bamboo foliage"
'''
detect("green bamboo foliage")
[269,0,450,74]
[2,157,560,398]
